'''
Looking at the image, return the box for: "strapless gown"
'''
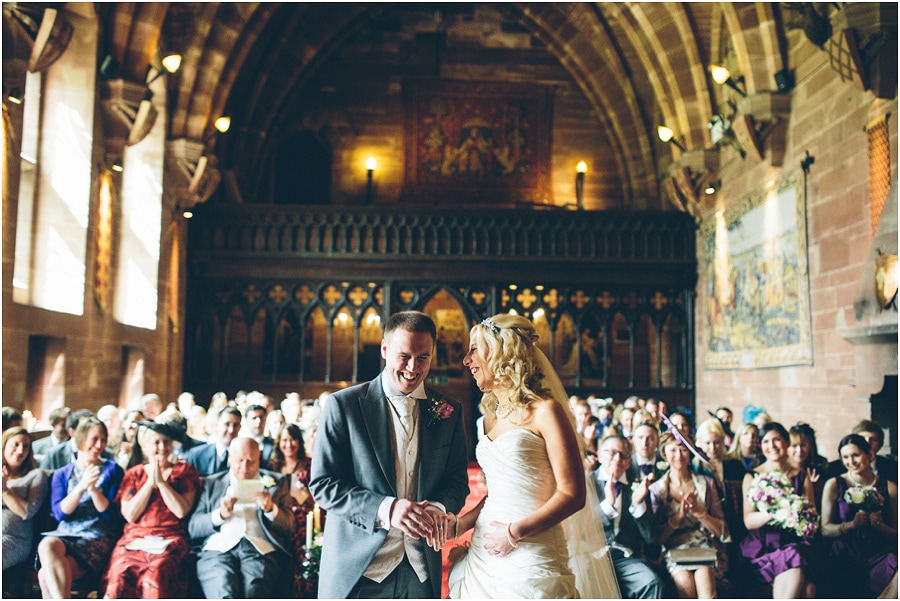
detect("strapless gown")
[448,428,578,598]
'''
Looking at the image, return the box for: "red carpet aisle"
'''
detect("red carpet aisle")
[441,463,488,598]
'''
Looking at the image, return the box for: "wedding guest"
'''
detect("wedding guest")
[241,404,275,466]
[2,427,49,570]
[632,408,658,431]
[187,405,208,441]
[628,421,664,483]
[852,420,897,484]
[694,419,746,490]
[715,407,735,447]
[32,407,72,461]
[620,406,636,439]
[645,398,661,422]
[593,435,664,598]
[820,434,897,598]
[2,407,22,431]
[582,415,601,466]
[264,409,286,441]
[789,423,828,509]
[268,423,317,597]
[651,431,726,599]
[140,394,164,420]
[97,405,122,445]
[188,437,295,598]
[103,421,200,598]
[37,418,124,598]
[740,422,817,598]
[667,408,694,443]
[184,406,242,476]
[177,391,196,416]
[281,394,302,426]
[726,422,761,473]
[39,409,95,471]
[112,410,146,471]
[572,397,593,435]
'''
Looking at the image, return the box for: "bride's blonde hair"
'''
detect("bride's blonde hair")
[474,314,550,420]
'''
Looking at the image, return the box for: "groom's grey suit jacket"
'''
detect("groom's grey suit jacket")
[309,374,469,599]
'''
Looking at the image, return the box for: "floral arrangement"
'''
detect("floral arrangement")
[427,397,454,426]
[843,484,884,513]
[261,475,277,489]
[748,470,819,539]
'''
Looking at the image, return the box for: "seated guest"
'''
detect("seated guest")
[264,409,286,441]
[241,404,275,466]
[821,434,898,598]
[651,431,726,599]
[32,407,72,462]
[726,422,761,473]
[828,420,898,484]
[694,419,745,542]
[2,407,22,431]
[740,422,817,599]
[37,417,124,599]
[666,408,695,443]
[184,406,242,476]
[39,409,96,471]
[103,421,200,598]
[628,422,664,483]
[188,437,296,598]
[2,427,49,571]
[593,435,664,599]
[582,415,602,471]
[112,410,146,471]
[789,423,828,509]
[715,407,735,447]
[269,424,317,597]
[140,393,164,421]
[155,407,204,457]
[619,406,636,439]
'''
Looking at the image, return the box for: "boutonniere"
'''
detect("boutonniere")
[426,397,454,427]
[260,475,277,489]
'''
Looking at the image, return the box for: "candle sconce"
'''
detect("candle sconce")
[365,157,377,204]
[575,161,587,209]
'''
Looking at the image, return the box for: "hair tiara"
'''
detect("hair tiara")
[481,317,500,333]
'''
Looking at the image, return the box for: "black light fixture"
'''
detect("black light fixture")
[145,54,182,86]
[710,65,747,97]
[657,125,685,151]
[774,69,793,92]
[365,157,376,204]
[575,161,587,209]
[7,88,23,104]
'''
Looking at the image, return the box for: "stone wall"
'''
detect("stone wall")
[694,32,899,458]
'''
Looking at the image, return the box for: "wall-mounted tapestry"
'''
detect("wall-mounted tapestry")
[701,170,813,369]
[402,79,553,205]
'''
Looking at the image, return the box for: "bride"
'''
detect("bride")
[443,314,619,598]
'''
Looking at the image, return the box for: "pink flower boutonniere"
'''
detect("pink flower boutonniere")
[426,397,454,426]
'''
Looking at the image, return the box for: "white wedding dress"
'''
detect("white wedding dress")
[448,428,578,598]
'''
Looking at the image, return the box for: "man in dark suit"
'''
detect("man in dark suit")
[310,311,469,599]
[241,404,275,467]
[594,435,664,599]
[31,407,71,462]
[627,422,664,483]
[39,409,100,470]
[188,437,295,598]
[185,406,242,476]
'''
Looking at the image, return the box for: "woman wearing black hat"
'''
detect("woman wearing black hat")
[102,420,200,598]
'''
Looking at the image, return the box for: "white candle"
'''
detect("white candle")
[306,511,314,549]
[314,503,321,532]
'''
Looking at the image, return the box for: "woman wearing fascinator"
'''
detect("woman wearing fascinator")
[442,314,619,598]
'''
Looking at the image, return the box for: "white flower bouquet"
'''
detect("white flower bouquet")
[748,470,818,539]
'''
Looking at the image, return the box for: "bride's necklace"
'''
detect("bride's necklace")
[848,471,876,487]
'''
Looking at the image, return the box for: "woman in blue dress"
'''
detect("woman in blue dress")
[821,434,897,598]
[36,417,124,598]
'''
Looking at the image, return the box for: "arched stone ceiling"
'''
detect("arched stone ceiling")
[100,2,791,209]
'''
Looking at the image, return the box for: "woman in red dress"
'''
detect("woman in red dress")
[102,421,200,598]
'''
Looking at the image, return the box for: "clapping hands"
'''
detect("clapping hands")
[79,464,101,494]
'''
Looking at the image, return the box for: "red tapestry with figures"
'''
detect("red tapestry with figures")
[402,80,553,206]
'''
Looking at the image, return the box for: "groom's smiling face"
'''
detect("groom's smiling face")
[382,328,434,395]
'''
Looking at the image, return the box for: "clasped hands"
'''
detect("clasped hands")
[389,499,454,551]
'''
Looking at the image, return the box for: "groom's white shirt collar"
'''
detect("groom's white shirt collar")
[381,372,426,400]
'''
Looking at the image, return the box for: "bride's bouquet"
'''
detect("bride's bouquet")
[748,470,819,539]
[843,484,884,513]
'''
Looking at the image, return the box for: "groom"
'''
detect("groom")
[310,311,469,598]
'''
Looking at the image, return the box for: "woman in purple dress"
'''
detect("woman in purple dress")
[740,422,817,598]
[821,434,897,598]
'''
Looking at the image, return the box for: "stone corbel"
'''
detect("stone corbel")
[828,3,897,99]
[166,139,221,208]
[665,148,719,214]
[99,79,158,165]
[733,93,791,166]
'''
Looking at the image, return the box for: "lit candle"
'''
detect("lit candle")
[306,511,314,549]
[314,503,321,532]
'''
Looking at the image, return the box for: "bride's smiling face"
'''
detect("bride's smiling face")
[463,329,495,391]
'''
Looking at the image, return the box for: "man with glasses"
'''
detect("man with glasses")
[593,435,664,598]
